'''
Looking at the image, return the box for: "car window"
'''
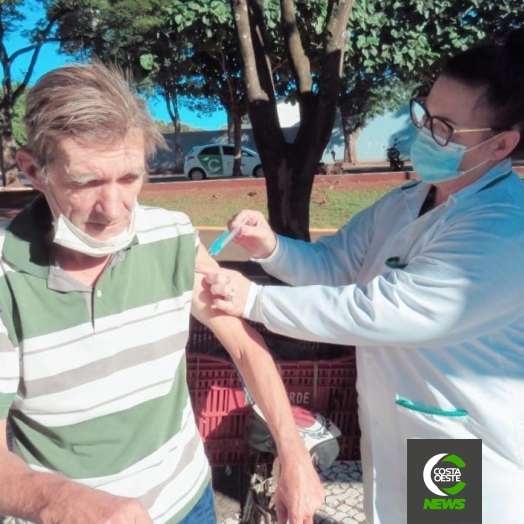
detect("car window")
[222,146,235,156]
[242,148,260,157]
[201,146,220,156]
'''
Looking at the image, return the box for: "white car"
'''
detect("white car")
[183,144,264,180]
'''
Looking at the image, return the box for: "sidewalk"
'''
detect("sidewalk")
[213,461,365,524]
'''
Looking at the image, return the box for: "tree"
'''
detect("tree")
[0,0,68,186]
[55,0,250,175]
[148,1,251,176]
[229,0,524,239]
[228,0,353,239]
[339,74,415,165]
[9,85,27,147]
[54,0,187,166]
[339,0,524,166]
[138,1,323,181]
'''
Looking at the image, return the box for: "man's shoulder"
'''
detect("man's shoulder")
[135,205,196,245]
[138,205,192,227]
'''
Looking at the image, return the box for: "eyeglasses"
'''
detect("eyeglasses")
[409,98,493,147]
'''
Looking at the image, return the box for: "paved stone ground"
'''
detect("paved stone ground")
[213,461,365,524]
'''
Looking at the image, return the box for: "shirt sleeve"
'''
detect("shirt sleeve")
[257,204,377,287]
[0,312,19,418]
[245,205,524,349]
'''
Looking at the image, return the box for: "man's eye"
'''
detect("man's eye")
[72,179,102,188]
[120,175,142,184]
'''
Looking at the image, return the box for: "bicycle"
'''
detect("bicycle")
[240,404,341,523]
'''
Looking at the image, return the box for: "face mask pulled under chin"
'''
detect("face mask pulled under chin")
[52,204,138,258]
[410,126,494,183]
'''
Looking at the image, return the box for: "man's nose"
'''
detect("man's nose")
[95,184,125,219]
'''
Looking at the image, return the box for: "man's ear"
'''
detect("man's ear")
[491,129,521,160]
[16,149,45,191]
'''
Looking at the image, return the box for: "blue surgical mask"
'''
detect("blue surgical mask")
[410,127,496,183]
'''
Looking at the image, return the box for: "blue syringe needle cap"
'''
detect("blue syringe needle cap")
[208,218,248,257]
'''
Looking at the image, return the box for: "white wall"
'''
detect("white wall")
[149,105,414,171]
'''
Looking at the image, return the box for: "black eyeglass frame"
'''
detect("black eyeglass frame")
[409,97,493,147]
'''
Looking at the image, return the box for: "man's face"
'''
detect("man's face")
[41,131,146,240]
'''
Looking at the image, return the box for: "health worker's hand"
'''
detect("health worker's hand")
[227,210,277,259]
[196,265,251,317]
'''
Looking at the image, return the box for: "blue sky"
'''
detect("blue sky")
[3,2,227,130]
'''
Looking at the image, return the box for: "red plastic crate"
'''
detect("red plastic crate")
[186,317,359,466]
[187,351,359,466]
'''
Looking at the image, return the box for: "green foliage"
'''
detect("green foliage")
[339,0,524,134]
[0,0,72,184]
[11,89,27,147]
[348,0,524,81]
[153,119,194,132]
[49,0,524,154]
[154,120,174,133]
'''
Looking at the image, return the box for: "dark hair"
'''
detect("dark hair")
[441,28,524,154]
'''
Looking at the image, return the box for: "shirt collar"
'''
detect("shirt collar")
[2,194,53,278]
[2,194,139,279]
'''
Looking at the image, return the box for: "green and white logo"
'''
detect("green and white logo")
[199,154,223,174]
[423,453,466,496]
[407,439,482,523]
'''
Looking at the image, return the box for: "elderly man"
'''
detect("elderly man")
[0,62,323,523]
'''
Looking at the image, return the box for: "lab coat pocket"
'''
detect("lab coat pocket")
[395,397,472,440]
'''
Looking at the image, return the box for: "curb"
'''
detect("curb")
[197,226,337,233]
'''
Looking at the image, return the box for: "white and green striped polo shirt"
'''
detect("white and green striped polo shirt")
[0,197,210,523]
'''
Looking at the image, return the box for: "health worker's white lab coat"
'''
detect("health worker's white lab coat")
[245,159,524,524]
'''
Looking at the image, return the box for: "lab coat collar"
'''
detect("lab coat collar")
[400,159,514,215]
[448,159,513,204]
[399,179,433,219]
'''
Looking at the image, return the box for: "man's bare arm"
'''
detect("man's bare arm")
[192,245,324,523]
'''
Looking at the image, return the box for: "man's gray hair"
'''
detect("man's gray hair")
[23,61,166,170]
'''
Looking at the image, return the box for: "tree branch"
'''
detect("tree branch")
[325,0,353,58]
[0,40,10,99]
[295,0,354,161]
[281,0,312,93]
[230,0,266,101]
[11,14,64,102]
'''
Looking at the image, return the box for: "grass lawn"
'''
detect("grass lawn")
[139,177,403,229]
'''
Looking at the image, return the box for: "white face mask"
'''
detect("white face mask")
[44,176,138,258]
[52,204,138,258]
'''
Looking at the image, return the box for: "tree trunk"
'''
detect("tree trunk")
[341,114,362,166]
[232,0,353,240]
[227,112,233,143]
[232,112,243,177]
[248,95,322,241]
[344,130,361,165]
[165,90,185,173]
[0,109,20,187]
[173,119,184,173]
